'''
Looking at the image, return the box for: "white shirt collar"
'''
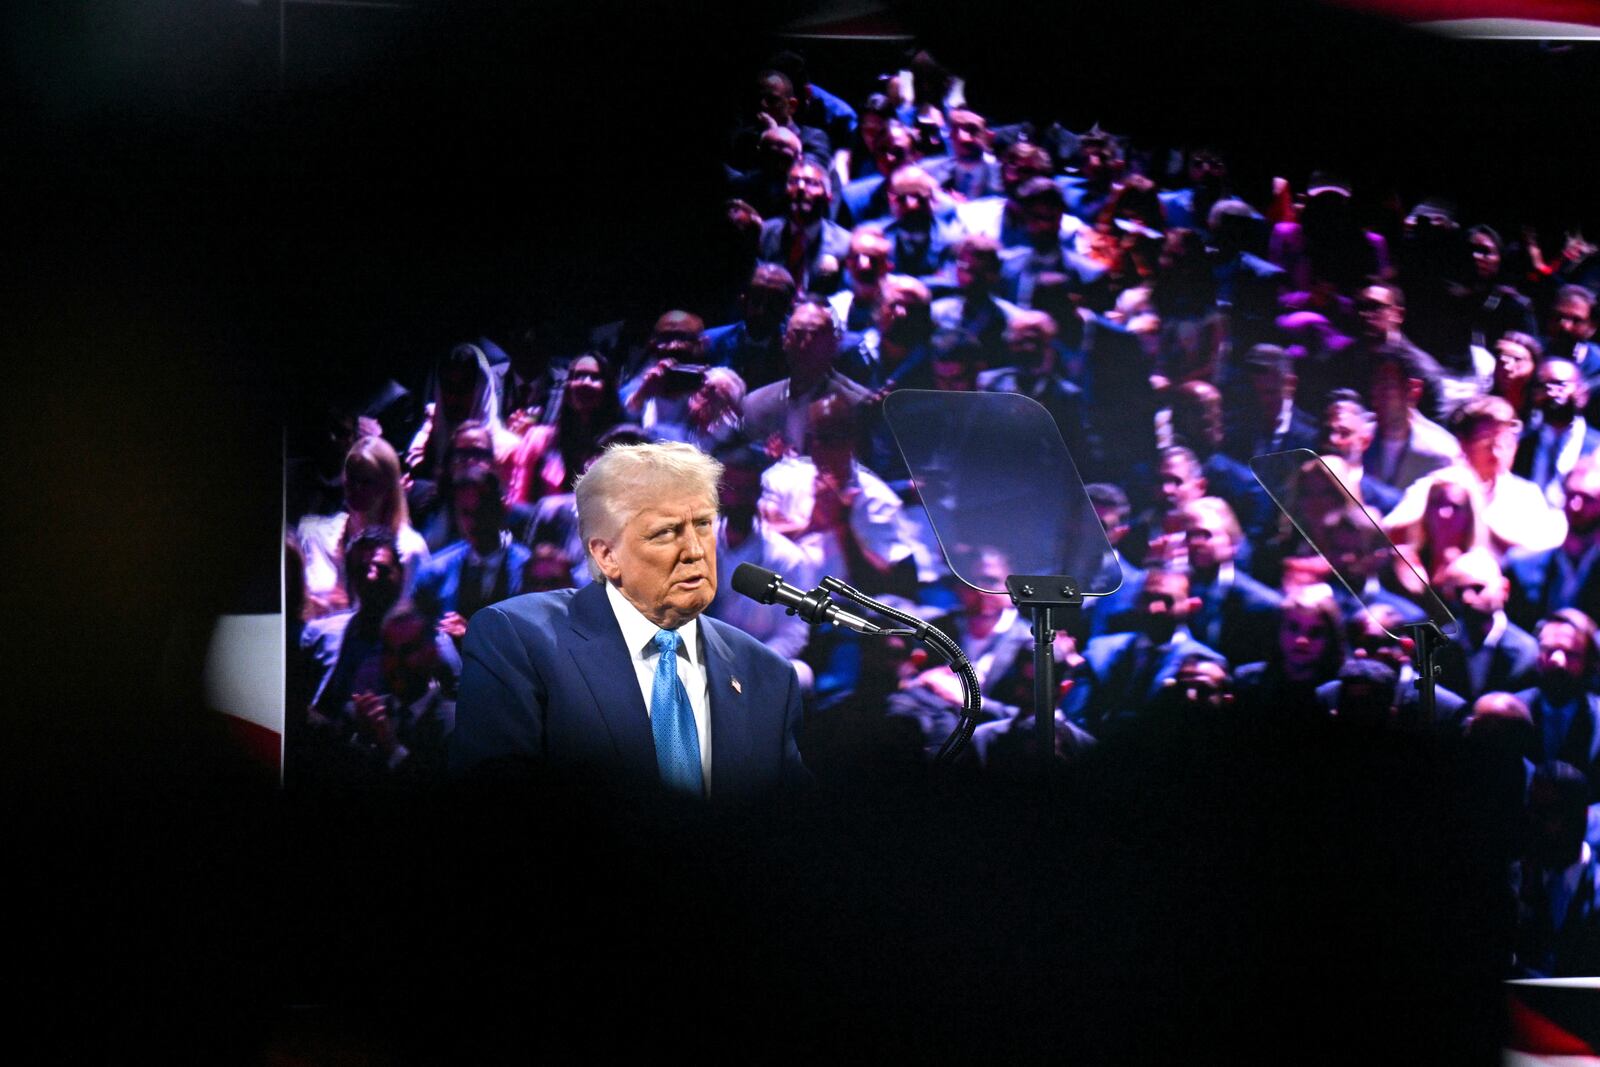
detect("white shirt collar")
[604,579,702,669]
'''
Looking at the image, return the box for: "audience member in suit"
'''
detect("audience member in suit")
[724,125,803,222]
[1313,605,1467,729]
[1126,445,1209,572]
[704,263,798,392]
[741,299,873,456]
[1081,483,1144,640]
[1542,284,1600,418]
[1513,610,1600,795]
[413,464,534,647]
[840,123,914,226]
[1062,568,1227,737]
[1343,281,1451,424]
[1221,343,1320,463]
[827,226,893,340]
[1516,356,1600,507]
[325,607,457,785]
[1169,379,1275,544]
[1320,390,1401,514]
[1511,760,1600,977]
[1180,496,1283,667]
[998,178,1109,311]
[1507,457,1600,629]
[843,274,937,396]
[1433,549,1541,704]
[1208,199,1282,350]
[1363,349,1462,497]
[1401,396,1570,557]
[1232,582,1346,721]
[866,165,965,287]
[299,528,461,741]
[704,442,816,690]
[1159,146,1250,242]
[757,159,851,295]
[766,49,857,155]
[924,109,1002,202]
[727,69,831,173]
[1059,125,1123,223]
[954,141,1084,253]
[976,310,1088,466]
[932,234,1022,364]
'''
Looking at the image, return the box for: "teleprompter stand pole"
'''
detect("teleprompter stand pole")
[1006,575,1085,776]
[1403,621,1446,728]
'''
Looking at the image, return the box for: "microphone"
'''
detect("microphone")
[731,563,889,636]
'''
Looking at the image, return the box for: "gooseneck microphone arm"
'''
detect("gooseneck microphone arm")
[730,563,981,763]
[816,575,982,766]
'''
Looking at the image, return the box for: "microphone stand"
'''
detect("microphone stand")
[810,575,983,765]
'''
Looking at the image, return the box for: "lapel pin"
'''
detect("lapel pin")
[731,677,742,694]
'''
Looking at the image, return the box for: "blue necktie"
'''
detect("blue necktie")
[650,629,703,794]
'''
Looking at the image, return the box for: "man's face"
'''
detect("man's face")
[786,164,830,223]
[1323,407,1373,463]
[846,235,892,296]
[1006,322,1053,369]
[352,544,402,614]
[757,75,795,126]
[876,286,926,347]
[1158,455,1203,510]
[1550,295,1595,346]
[1565,467,1600,535]
[1538,620,1588,687]
[1437,560,1506,624]
[1462,420,1518,480]
[744,277,794,333]
[1001,154,1046,199]
[1534,360,1583,421]
[592,490,718,630]
[1370,362,1412,427]
[955,247,999,291]
[783,306,837,373]
[1022,199,1063,246]
[950,115,987,161]
[1080,142,1116,182]
[1279,604,1331,673]
[1249,365,1289,419]
[453,484,503,546]
[1184,511,1235,571]
[1494,338,1535,390]
[1468,233,1501,280]
[888,174,935,224]
[381,615,439,700]
[1137,572,1191,635]
[1356,285,1403,340]
[875,128,913,178]
[1187,151,1225,187]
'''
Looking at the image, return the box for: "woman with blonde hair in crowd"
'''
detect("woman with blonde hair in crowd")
[298,434,430,617]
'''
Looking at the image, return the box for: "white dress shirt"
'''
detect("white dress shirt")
[604,581,713,791]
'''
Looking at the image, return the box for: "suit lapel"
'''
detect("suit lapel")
[567,581,658,779]
[701,617,751,787]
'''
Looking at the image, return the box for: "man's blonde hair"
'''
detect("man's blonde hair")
[573,441,724,580]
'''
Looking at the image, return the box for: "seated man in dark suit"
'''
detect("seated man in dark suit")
[1363,347,1461,497]
[924,108,1002,202]
[1507,457,1600,629]
[328,607,457,785]
[840,122,914,227]
[954,141,1081,253]
[1220,343,1320,463]
[1513,609,1600,797]
[865,165,965,288]
[452,442,808,799]
[1433,549,1540,704]
[1515,357,1600,507]
[1511,761,1600,977]
[1180,497,1283,668]
[757,159,851,295]
[1314,605,1467,729]
[413,463,533,648]
[704,263,797,391]
[1319,390,1400,514]
[742,299,873,455]
[727,69,831,173]
[1062,568,1227,738]
[998,178,1108,311]
[932,234,1022,364]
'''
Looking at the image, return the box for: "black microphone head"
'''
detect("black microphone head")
[731,562,781,604]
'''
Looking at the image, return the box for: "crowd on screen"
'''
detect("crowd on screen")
[285,47,1600,974]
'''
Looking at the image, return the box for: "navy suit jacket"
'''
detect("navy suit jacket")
[451,581,807,799]
[1062,629,1226,736]
[1506,544,1600,630]
[413,539,534,623]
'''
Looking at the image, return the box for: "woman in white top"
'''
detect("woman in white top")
[298,434,430,617]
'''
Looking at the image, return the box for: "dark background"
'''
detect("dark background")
[9,1,1588,1058]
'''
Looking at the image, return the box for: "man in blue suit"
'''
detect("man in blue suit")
[451,442,807,800]
[1063,568,1227,737]
[412,464,533,642]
